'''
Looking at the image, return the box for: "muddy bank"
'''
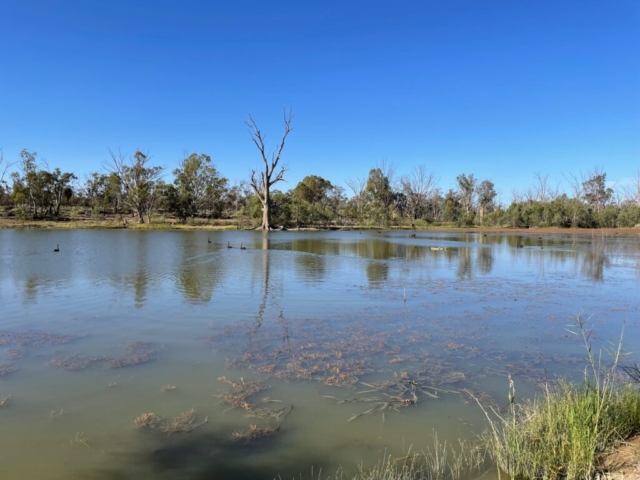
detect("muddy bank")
[603,435,640,479]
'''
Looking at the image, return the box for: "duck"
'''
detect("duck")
[207,237,212,244]
[227,241,233,249]
[53,245,60,252]
[240,243,246,250]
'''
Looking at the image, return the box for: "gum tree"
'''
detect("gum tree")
[247,108,293,230]
[106,149,163,223]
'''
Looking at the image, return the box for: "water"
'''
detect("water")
[0,229,639,479]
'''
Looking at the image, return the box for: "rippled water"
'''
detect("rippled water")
[0,229,639,479]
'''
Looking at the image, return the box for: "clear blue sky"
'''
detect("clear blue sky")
[1,0,638,202]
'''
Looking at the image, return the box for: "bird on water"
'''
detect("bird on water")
[208,237,212,244]
[240,243,246,250]
[53,245,60,252]
[227,241,233,249]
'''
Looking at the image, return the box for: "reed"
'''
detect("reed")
[478,315,640,479]
[278,439,483,480]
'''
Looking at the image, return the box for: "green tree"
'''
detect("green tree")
[582,170,613,214]
[44,168,77,217]
[442,189,461,225]
[106,149,163,223]
[172,153,227,219]
[456,173,477,217]
[292,175,334,226]
[476,179,497,225]
[293,175,332,205]
[365,166,398,226]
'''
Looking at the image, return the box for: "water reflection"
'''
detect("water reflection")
[366,261,389,285]
[456,248,472,280]
[294,254,327,283]
[580,246,610,282]
[175,239,225,304]
[0,231,636,307]
[476,247,494,275]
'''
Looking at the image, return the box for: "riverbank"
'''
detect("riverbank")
[2,217,639,236]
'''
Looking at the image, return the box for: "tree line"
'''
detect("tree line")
[1,113,639,229]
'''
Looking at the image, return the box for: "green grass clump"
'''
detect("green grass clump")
[479,316,640,479]
[343,439,481,480]
[284,438,484,480]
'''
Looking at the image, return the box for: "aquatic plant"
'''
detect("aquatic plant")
[0,364,17,377]
[134,409,208,435]
[478,315,640,479]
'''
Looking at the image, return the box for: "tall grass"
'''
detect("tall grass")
[479,315,640,479]
[281,438,484,480]
[343,439,483,480]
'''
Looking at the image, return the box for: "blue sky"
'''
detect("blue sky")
[0,0,638,202]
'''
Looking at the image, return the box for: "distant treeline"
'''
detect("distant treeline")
[1,148,639,229]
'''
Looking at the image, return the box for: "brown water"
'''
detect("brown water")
[0,230,639,480]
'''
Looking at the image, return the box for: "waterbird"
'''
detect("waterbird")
[409,233,416,238]
[227,241,233,249]
[240,243,246,250]
[53,245,60,252]
[208,237,211,244]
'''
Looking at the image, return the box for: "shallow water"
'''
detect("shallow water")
[0,229,639,479]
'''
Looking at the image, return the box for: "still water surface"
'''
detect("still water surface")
[0,230,639,479]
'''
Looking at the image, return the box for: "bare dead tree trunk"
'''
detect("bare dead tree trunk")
[247,108,293,230]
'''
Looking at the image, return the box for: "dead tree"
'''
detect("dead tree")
[0,149,15,185]
[247,109,293,230]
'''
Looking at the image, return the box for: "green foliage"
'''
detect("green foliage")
[441,189,461,225]
[582,172,613,213]
[481,317,640,479]
[108,149,163,223]
[171,153,228,219]
[3,147,640,230]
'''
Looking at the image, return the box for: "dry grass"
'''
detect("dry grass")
[216,376,267,412]
[232,423,280,442]
[70,432,90,449]
[134,412,164,429]
[134,409,208,435]
[50,409,65,419]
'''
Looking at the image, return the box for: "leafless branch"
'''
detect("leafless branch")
[0,149,17,186]
[532,172,558,202]
[245,108,292,190]
[563,172,583,199]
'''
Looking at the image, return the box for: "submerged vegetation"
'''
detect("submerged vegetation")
[2,306,640,476]
[134,409,208,435]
